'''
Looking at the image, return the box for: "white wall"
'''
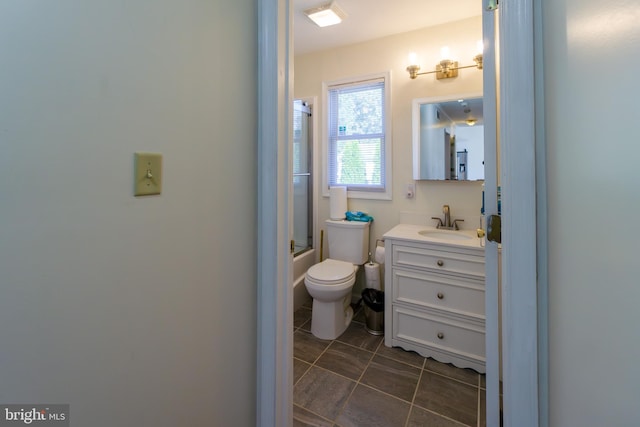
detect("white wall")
[543,0,640,425]
[455,125,484,181]
[0,2,256,426]
[294,17,484,261]
[421,104,453,180]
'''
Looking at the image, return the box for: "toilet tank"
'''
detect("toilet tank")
[325,219,370,265]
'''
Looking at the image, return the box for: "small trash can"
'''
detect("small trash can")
[361,288,385,335]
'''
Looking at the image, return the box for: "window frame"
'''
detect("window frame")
[322,71,392,200]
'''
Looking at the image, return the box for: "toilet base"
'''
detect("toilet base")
[310,295,353,340]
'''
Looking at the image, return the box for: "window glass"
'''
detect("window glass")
[327,77,387,193]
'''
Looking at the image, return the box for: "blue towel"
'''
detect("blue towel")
[345,211,374,222]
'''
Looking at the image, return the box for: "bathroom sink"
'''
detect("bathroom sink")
[418,229,473,241]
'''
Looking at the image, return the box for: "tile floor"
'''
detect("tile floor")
[293,302,489,427]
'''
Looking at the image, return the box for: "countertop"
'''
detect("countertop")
[382,223,485,250]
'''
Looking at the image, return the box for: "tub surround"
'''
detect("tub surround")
[294,249,316,311]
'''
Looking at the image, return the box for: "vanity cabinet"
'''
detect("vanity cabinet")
[384,231,486,373]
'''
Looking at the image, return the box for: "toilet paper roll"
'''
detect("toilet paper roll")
[374,246,385,264]
[365,262,381,290]
[329,186,348,220]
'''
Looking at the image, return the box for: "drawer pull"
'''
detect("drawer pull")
[437,332,444,339]
[436,260,444,267]
[437,292,444,300]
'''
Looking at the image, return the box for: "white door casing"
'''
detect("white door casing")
[482,3,501,426]
[257,0,294,426]
[499,0,544,425]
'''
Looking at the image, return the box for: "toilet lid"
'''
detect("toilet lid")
[306,259,355,284]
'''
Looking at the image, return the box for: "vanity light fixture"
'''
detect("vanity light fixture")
[407,40,484,80]
[304,1,347,28]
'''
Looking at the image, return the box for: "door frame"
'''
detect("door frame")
[482,4,501,426]
[256,0,548,425]
[257,0,294,426]
[498,0,548,425]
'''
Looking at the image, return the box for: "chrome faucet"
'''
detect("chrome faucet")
[431,204,464,230]
[443,205,451,228]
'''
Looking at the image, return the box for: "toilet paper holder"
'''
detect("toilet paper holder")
[368,239,384,265]
[368,239,385,264]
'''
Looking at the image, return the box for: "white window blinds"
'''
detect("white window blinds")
[327,78,386,192]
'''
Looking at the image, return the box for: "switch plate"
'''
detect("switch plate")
[405,183,415,199]
[134,152,163,196]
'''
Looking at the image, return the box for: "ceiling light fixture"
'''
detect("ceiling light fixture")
[304,1,347,28]
[407,40,484,80]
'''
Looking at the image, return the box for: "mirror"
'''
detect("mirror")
[412,93,484,181]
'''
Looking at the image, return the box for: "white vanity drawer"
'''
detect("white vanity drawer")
[392,244,484,279]
[392,268,485,317]
[393,306,485,361]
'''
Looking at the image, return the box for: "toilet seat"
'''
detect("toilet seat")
[306,259,355,285]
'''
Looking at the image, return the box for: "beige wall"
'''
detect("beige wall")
[294,16,484,259]
[543,0,640,425]
[0,1,257,425]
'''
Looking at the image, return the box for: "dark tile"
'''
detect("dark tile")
[294,358,312,385]
[295,307,313,329]
[299,319,311,332]
[294,330,331,363]
[414,371,478,426]
[480,389,485,427]
[407,406,468,427]
[293,404,333,427]
[335,321,383,352]
[360,354,421,402]
[352,304,366,324]
[424,358,480,386]
[315,341,373,380]
[335,384,410,427]
[293,366,356,421]
[376,345,426,369]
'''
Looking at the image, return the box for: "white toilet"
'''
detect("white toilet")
[305,219,370,340]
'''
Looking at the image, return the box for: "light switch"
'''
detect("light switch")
[134,152,162,196]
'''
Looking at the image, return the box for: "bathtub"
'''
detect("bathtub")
[293,248,316,311]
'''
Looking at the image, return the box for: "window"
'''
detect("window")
[324,73,391,199]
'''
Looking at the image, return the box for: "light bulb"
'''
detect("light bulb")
[408,52,418,66]
[476,39,484,55]
[440,46,450,60]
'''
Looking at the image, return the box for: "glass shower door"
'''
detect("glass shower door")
[293,100,312,255]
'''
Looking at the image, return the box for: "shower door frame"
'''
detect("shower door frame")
[292,99,314,257]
